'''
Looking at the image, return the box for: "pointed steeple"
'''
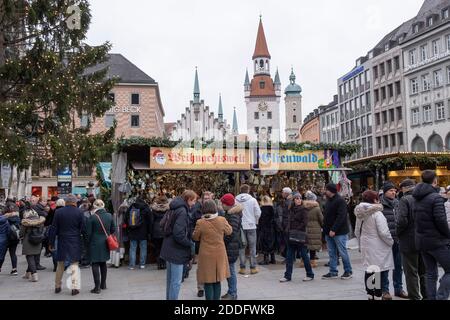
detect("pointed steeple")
[218,94,223,122]
[193,67,200,103]
[274,68,281,85]
[289,67,296,84]
[232,107,238,135]
[252,17,271,59]
[244,69,250,86]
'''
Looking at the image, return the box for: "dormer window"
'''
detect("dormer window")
[427,16,433,27]
[443,8,449,19]
[385,43,390,52]
[413,24,419,34]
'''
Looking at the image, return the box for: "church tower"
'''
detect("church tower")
[284,68,302,142]
[244,17,280,142]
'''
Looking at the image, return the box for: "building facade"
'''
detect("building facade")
[299,109,320,143]
[319,95,339,144]
[172,69,230,141]
[284,68,303,142]
[245,18,281,142]
[401,2,450,152]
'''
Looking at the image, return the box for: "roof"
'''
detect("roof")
[84,54,156,84]
[252,18,271,59]
[250,75,276,97]
[284,68,302,95]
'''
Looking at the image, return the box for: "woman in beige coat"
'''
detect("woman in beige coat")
[303,191,324,268]
[192,199,232,300]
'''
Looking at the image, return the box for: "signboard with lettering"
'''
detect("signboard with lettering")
[0,162,11,189]
[256,149,340,171]
[57,167,72,196]
[108,106,141,113]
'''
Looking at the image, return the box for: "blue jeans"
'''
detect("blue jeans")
[284,243,314,280]
[325,234,352,275]
[227,262,237,298]
[166,262,184,300]
[129,240,147,267]
[392,242,404,293]
[422,245,450,300]
[380,270,390,293]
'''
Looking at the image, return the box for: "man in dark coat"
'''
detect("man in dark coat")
[322,183,353,280]
[396,179,427,300]
[381,181,407,299]
[124,197,151,269]
[49,194,85,296]
[413,170,450,300]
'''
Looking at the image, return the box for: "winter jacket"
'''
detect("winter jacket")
[3,211,20,245]
[160,197,192,265]
[192,214,232,283]
[257,205,276,254]
[355,203,394,272]
[223,204,242,264]
[323,193,349,236]
[381,196,399,242]
[150,202,170,239]
[445,200,450,229]
[20,213,46,256]
[86,209,116,263]
[124,199,151,241]
[278,196,292,232]
[412,183,450,251]
[235,193,261,230]
[303,200,324,251]
[0,216,9,260]
[396,190,419,253]
[49,205,85,262]
[286,204,309,242]
[32,203,47,217]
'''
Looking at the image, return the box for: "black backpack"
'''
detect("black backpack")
[8,224,20,242]
[28,225,45,245]
[160,209,178,236]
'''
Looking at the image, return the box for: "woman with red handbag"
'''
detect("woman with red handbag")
[86,199,117,294]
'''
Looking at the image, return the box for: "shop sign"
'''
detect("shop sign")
[108,106,141,113]
[257,149,340,171]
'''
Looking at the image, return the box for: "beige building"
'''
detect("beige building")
[299,110,320,143]
[31,54,165,199]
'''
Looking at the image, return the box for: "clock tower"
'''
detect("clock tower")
[244,17,281,142]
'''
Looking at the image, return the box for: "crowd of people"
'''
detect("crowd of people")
[0,169,449,301]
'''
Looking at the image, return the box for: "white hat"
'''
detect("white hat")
[282,187,293,194]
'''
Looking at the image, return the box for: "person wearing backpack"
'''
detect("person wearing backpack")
[160,190,198,300]
[20,207,46,282]
[0,203,21,275]
[124,196,151,270]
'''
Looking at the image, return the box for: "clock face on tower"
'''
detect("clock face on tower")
[258,101,268,112]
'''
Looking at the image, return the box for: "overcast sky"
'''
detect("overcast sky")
[86,0,424,136]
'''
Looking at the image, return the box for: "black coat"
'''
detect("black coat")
[150,202,170,239]
[49,205,85,262]
[160,197,192,265]
[223,204,243,264]
[257,205,276,253]
[279,197,292,232]
[2,212,20,245]
[287,205,309,233]
[412,183,450,251]
[381,196,399,242]
[124,199,151,241]
[396,190,418,253]
[323,193,349,236]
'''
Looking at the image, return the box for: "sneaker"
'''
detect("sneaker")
[303,276,314,282]
[340,272,353,280]
[221,293,236,300]
[250,268,258,275]
[321,273,338,280]
[279,277,291,282]
[139,265,145,269]
[128,266,135,270]
[71,289,80,296]
[10,269,18,276]
[395,290,408,299]
[197,290,204,297]
[382,292,392,300]
[238,268,246,275]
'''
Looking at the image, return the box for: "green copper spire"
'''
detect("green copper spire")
[218,94,223,122]
[232,107,238,134]
[193,67,200,103]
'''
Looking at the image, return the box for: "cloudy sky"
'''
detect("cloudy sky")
[86,0,424,137]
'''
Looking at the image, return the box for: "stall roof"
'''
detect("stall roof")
[343,151,450,166]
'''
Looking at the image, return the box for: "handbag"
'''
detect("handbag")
[95,213,119,251]
[288,230,307,245]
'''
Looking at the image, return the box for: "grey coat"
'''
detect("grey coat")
[20,215,45,256]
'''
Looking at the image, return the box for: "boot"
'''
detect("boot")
[270,253,276,264]
[258,254,269,265]
[31,273,38,282]
[22,272,31,280]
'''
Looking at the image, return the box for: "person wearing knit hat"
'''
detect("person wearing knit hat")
[86,198,116,294]
[220,194,243,300]
[325,183,338,194]
[258,196,276,266]
[382,182,397,194]
[193,199,233,300]
[151,195,170,270]
[305,191,317,202]
[399,179,415,190]
[303,191,323,267]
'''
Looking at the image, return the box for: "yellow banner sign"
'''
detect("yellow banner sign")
[257,149,338,171]
[150,147,251,171]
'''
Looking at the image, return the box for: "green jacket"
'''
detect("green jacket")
[86,209,116,263]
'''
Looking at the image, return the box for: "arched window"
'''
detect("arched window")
[260,59,264,69]
[411,136,426,152]
[427,133,443,152]
[293,115,297,123]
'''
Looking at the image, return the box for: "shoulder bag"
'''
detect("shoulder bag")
[95,213,119,251]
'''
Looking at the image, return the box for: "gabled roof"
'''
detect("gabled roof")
[84,54,156,84]
[252,18,271,60]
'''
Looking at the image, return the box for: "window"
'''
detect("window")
[377,137,382,149]
[447,66,450,84]
[412,108,420,125]
[391,134,396,147]
[108,93,115,102]
[268,111,272,119]
[413,24,419,34]
[374,89,379,103]
[420,45,427,61]
[422,74,431,91]
[80,114,89,128]
[447,35,450,51]
[382,111,387,124]
[436,102,445,120]
[365,70,370,83]
[397,106,402,120]
[387,60,393,74]
[293,115,297,123]
[339,85,343,96]
[130,115,139,128]
[259,81,265,89]
[395,81,401,96]
[373,66,378,79]
[366,93,371,107]
[409,49,416,65]
[423,105,432,123]
[432,40,440,56]
[255,127,259,134]
[398,133,404,146]
[380,63,385,77]
[427,16,434,27]
[105,114,115,128]
[411,78,419,94]
[443,8,449,19]
[388,84,394,98]
[389,109,395,123]
[381,87,386,100]
[384,135,389,148]
[394,56,400,70]
[131,93,140,105]
[375,113,380,126]
[434,70,442,87]
[268,126,272,134]
[254,112,259,120]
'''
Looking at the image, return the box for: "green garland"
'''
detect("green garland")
[349,154,450,172]
[115,137,360,158]
[96,166,113,213]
